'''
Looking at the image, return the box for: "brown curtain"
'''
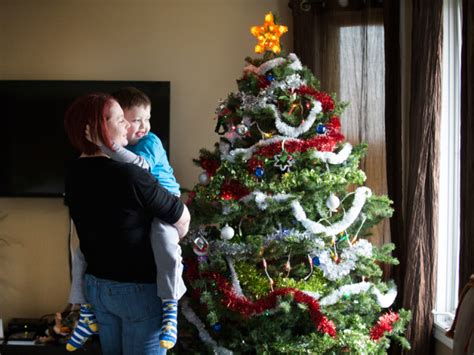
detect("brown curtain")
[292,0,443,353]
[383,0,405,298]
[290,0,317,71]
[402,1,442,354]
[460,0,474,295]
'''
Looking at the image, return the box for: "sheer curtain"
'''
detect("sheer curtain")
[292,1,389,247]
[460,0,474,295]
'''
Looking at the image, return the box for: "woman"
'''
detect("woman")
[64,92,190,355]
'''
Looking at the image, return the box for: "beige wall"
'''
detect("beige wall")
[0,0,292,322]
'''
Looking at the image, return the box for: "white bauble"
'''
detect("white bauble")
[220,224,235,240]
[198,171,210,186]
[326,193,340,212]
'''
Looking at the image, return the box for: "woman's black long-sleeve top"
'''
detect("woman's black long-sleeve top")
[65,157,184,283]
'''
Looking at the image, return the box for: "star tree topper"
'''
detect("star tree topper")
[250,12,288,54]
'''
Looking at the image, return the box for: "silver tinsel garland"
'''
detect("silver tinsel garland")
[314,239,373,281]
[303,281,397,308]
[181,298,233,355]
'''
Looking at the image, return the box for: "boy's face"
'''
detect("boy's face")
[123,104,151,145]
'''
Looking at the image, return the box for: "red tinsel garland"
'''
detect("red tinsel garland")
[327,115,341,130]
[200,157,221,176]
[247,157,264,173]
[369,311,400,341]
[256,116,344,158]
[258,75,270,89]
[296,86,335,112]
[185,258,337,337]
[219,180,250,200]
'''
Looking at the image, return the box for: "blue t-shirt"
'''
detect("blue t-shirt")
[126,132,181,196]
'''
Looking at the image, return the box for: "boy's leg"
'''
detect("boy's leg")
[150,219,186,300]
[67,247,99,351]
[150,219,186,349]
[69,247,88,304]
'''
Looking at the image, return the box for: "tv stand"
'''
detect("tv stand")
[0,341,101,354]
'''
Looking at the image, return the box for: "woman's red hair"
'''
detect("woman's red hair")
[64,93,115,155]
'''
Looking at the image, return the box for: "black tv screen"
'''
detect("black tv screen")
[0,80,170,197]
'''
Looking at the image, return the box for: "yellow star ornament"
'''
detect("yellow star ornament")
[250,12,288,54]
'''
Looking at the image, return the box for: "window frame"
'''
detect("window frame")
[433,0,462,347]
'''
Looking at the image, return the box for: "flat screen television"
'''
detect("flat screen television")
[0,80,170,197]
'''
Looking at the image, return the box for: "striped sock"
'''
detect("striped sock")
[159,299,178,349]
[66,304,98,351]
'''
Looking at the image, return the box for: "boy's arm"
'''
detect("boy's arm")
[100,142,150,170]
[138,134,181,189]
[85,124,150,170]
[133,133,162,168]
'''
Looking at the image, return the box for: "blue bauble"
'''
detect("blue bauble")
[312,256,321,266]
[212,323,222,332]
[266,74,275,82]
[316,124,327,134]
[255,167,265,178]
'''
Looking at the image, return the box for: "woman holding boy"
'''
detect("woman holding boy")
[64,92,190,355]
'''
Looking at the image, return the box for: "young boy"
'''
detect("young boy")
[67,87,187,351]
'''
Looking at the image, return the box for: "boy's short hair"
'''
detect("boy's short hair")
[64,92,116,155]
[112,87,151,110]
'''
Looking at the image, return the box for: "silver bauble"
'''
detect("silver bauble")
[198,171,210,186]
[236,124,249,136]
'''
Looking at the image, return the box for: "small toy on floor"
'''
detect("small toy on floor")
[38,309,78,344]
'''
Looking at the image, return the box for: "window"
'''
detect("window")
[434,0,462,347]
[312,7,389,246]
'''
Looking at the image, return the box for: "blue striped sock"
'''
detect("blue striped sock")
[159,299,178,349]
[66,304,98,351]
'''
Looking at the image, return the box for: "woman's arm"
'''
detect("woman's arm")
[131,166,190,238]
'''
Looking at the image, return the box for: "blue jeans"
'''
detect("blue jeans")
[84,274,167,355]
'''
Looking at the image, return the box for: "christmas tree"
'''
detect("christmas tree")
[183,12,411,354]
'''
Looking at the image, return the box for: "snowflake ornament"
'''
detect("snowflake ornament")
[273,150,295,172]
